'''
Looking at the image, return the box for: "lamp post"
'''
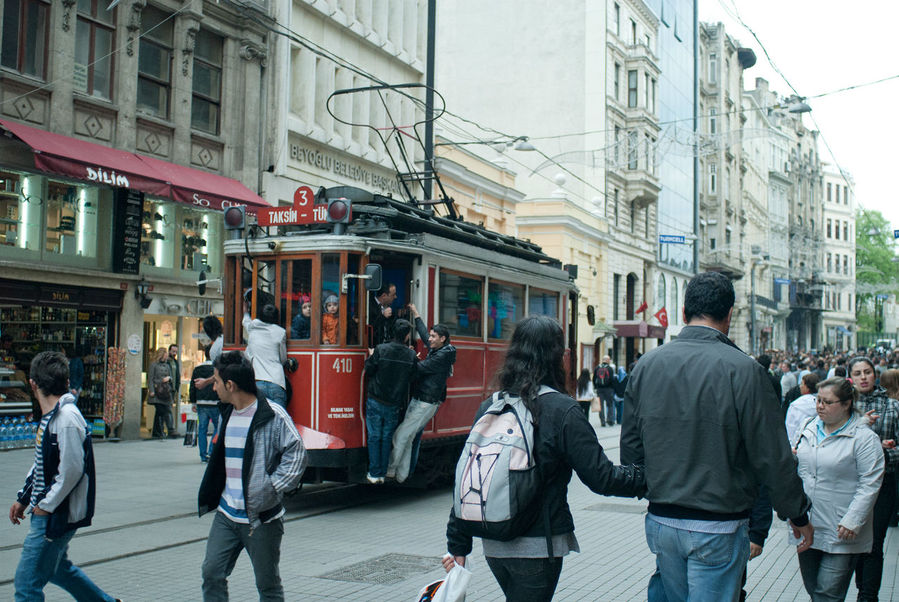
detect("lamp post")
[749,246,768,355]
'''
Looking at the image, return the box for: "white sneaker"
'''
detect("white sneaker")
[366,473,381,484]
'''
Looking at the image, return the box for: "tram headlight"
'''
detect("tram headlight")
[327,198,351,224]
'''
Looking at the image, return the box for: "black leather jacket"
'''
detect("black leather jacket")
[411,317,456,404]
[447,390,645,556]
[364,341,417,406]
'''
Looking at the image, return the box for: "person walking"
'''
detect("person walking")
[613,364,628,424]
[148,347,176,438]
[198,351,306,602]
[794,377,884,601]
[621,272,813,602]
[444,315,645,601]
[364,318,417,484]
[849,356,899,602]
[9,351,120,602]
[387,304,455,483]
[592,355,615,426]
[781,360,798,402]
[167,344,181,403]
[193,316,224,392]
[190,346,220,463]
[575,369,595,420]
[785,373,821,442]
[243,303,288,408]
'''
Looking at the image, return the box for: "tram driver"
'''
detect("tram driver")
[368,282,397,347]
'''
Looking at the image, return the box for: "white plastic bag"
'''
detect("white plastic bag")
[416,557,471,602]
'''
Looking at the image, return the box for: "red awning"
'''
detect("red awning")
[613,320,666,339]
[0,119,268,213]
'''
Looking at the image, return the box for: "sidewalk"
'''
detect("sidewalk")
[0,422,897,600]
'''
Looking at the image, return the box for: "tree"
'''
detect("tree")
[855,208,898,332]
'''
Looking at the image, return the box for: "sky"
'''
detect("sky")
[699,0,899,241]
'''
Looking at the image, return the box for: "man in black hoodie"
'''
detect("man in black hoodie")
[387,304,456,483]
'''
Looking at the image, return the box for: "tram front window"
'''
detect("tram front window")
[286,259,313,340]
[321,254,340,345]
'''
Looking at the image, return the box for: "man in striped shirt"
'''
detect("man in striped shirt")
[198,352,306,601]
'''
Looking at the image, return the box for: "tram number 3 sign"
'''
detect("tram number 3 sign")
[257,186,327,226]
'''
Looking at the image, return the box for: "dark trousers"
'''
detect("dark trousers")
[855,472,897,601]
[202,512,284,601]
[151,403,173,437]
[799,549,857,602]
[597,387,615,425]
[577,401,590,420]
[485,556,563,602]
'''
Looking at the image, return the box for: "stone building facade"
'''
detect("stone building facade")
[821,167,857,350]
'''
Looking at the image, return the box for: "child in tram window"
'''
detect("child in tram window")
[322,294,339,344]
[291,295,312,340]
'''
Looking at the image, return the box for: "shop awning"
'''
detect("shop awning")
[836,326,852,335]
[0,119,268,213]
[613,319,666,339]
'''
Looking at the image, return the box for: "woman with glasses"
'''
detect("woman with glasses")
[849,356,899,601]
[793,377,883,601]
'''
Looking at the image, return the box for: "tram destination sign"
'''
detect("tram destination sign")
[257,186,327,226]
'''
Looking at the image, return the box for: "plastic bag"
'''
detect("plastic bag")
[183,419,197,447]
[417,558,471,602]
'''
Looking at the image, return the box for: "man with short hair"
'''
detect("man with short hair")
[167,344,181,401]
[198,351,306,601]
[779,361,797,400]
[621,272,813,601]
[10,351,119,602]
[593,355,616,426]
[368,283,398,347]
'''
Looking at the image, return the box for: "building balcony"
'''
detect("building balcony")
[624,169,660,208]
[702,251,745,281]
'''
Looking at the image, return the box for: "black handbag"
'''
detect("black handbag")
[153,381,172,402]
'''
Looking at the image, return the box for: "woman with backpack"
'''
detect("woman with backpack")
[443,315,645,601]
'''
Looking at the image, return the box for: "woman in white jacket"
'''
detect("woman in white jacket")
[243,302,288,407]
[793,377,884,601]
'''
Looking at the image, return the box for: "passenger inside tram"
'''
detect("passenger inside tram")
[322,294,339,345]
[290,296,312,340]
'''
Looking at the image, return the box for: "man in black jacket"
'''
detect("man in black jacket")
[621,272,813,601]
[368,283,397,348]
[364,318,416,484]
[190,346,220,463]
[387,304,456,483]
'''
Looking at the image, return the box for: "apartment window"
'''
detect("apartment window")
[74,0,115,99]
[630,19,637,45]
[843,188,848,205]
[827,182,832,202]
[1,0,50,79]
[191,29,223,134]
[651,78,657,113]
[725,227,731,246]
[627,69,637,108]
[613,274,621,320]
[630,200,636,233]
[834,184,840,204]
[614,189,619,226]
[644,73,650,108]
[843,221,848,241]
[613,3,620,36]
[709,163,717,193]
[614,126,621,164]
[614,63,620,101]
[627,130,638,170]
[709,108,717,135]
[843,255,848,275]
[827,253,832,272]
[137,5,174,118]
[710,237,716,250]
[709,52,717,84]
[827,219,832,238]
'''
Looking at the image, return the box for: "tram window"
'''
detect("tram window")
[487,281,524,340]
[346,255,360,345]
[439,272,483,338]
[321,254,340,345]
[529,288,559,319]
[285,259,312,340]
[244,260,278,321]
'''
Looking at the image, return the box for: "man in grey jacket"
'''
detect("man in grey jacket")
[621,272,814,602]
[10,351,119,602]
[198,351,307,601]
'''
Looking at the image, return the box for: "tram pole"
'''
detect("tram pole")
[423,0,436,201]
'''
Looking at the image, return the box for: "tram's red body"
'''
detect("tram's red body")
[223,189,576,484]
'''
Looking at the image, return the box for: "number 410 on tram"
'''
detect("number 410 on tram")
[222,186,578,485]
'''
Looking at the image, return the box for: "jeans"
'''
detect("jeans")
[152,403,173,437]
[197,405,220,461]
[614,397,624,425]
[202,511,284,602]
[597,387,614,424]
[387,399,439,482]
[799,549,858,601]
[855,472,897,601]
[645,516,750,602]
[256,381,287,408]
[485,556,563,602]
[365,398,401,478]
[14,514,115,602]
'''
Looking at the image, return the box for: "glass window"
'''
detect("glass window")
[284,259,313,340]
[345,255,361,345]
[439,272,483,338]
[179,206,220,272]
[487,281,523,340]
[140,198,175,268]
[321,254,340,344]
[0,171,40,252]
[709,108,717,135]
[709,163,717,193]
[656,274,666,311]
[44,181,100,258]
[137,5,173,118]
[671,277,678,325]
[75,0,115,99]
[627,70,637,108]
[528,288,558,318]
[191,29,223,134]
[627,130,638,170]
[1,0,49,79]
[709,52,717,84]
[614,63,620,101]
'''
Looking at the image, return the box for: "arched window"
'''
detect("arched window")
[656,274,666,313]
[671,277,679,325]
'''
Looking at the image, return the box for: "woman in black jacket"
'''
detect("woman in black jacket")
[444,315,645,601]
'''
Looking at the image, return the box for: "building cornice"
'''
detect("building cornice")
[516,214,611,243]
[434,157,525,204]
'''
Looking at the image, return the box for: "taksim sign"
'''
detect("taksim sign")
[257,185,328,227]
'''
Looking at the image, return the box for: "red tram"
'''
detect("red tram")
[222,186,577,484]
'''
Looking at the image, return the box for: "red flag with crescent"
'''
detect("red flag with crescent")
[635,300,648,314]
[654,307,669,329]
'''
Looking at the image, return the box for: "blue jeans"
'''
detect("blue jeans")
[256,381,287,408]
[645,516,750,602]
[202,511,284,601]
[365,398,401,478]
[197,405,220,460]
[798,549,857,601]
[15,514,115,601]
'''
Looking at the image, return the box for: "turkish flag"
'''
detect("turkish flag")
[654,307,669,329]
[635,300,648,314]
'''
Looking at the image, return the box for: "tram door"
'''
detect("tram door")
[366,252,419,346]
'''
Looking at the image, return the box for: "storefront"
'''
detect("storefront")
[0,118,267,441]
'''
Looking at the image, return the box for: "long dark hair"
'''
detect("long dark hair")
[577,369,591,397]
[497,315,566,418]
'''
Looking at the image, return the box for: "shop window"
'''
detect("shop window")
[179,206,220,272]
[191,29,223,135]
[44,181,99,258]
[1,0,50,79]
[137,5,173,118]
[528,288,558,318]
[285,258,313,340]
[321,254,340,344]
[140,198,176,268]
[439,272,483,338]
[487,281,523,340]
[0,172,39,252]
[75,0,115,99]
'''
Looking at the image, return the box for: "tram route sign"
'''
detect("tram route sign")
[257,185,327,226]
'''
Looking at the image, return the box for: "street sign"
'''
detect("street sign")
[659,234,685,244]
[257,185,327,226]
[894,229,899,239]
[774,278,791,285]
